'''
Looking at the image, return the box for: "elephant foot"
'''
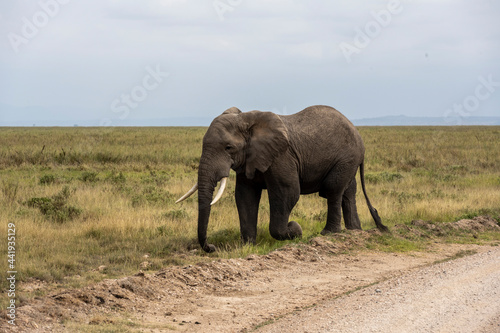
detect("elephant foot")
[288,221,303,239]
[344,215,362,230]
[320,226,341,235]
[270,221,302,240]
[202,243,216,253]
[241,235,257,245]
[345,224,362,230]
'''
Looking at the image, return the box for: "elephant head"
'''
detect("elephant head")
[176,107,289,252]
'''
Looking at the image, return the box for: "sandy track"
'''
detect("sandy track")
[257,247,500,333]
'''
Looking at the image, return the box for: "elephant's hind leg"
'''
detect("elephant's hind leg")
[321,195,343,234]
[342,178,362,230]
[320,165,357,234]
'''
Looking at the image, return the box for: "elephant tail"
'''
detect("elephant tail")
[359,162,389,232]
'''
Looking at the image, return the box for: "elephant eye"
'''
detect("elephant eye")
[225,145,238,153]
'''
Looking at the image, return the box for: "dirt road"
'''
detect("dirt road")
[2,217,499,332]
[257,246,500,333]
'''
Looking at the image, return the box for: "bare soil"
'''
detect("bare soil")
[257,245,500,333]
[2,216,499,333]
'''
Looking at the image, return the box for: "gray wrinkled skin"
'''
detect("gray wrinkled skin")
[194,105,388,253]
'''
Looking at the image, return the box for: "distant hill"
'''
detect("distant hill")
[1,102,499,126]
[352,115,500,126]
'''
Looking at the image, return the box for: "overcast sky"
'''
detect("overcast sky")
[0,0,499,126]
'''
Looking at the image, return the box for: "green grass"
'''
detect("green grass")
[61,313,177,333]
[432,249,479,265]
[0,126,499,309]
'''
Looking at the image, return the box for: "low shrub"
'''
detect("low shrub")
[80,171,99,183]
[39,174,57,185]
[25,186,82,223]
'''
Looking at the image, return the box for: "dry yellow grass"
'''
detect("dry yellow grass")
[0,126,499,308]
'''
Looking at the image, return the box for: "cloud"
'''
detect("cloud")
[0,0,499,125]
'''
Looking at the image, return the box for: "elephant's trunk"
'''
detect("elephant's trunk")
[197,190,216,253]
[196,156,230,253]
[197,168,217,253]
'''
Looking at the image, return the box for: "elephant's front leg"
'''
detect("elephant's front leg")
[235,174,262,244]
[266,176,302,241]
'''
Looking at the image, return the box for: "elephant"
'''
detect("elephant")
[177,105,388,253]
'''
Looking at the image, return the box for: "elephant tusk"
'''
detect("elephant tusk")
[175,183,198,203]
[210,177,228,205]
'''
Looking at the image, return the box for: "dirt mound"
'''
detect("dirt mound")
[450,215,500,230]
[411,215,500,235]
[311,229,379,251]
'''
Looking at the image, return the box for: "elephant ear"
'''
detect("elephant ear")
[241,111,289,179]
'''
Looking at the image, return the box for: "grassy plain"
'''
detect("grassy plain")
[1,126,499,308]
